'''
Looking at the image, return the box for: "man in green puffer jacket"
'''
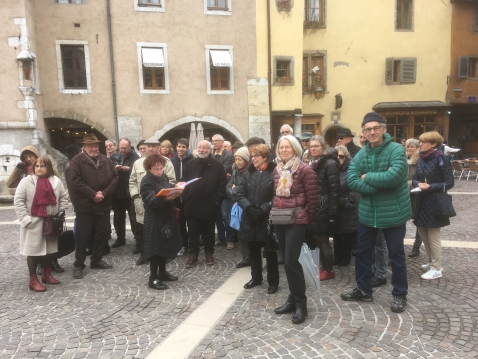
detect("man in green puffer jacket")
[341,112,411,314]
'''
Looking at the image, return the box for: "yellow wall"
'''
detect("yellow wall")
[302,0,452,136]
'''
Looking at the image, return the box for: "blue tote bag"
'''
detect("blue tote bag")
[230,202,242,231]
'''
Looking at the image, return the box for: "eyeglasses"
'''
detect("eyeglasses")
[338,155,346,159]
[362,126,383,134]
[309,145,322,149]
[35,165,46,168]
[211,140,223,143]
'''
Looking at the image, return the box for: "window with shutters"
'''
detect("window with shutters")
[302,52,326,93]
[274,56,295,86]
[206,45,234,94]
[474,3,478,32]
[55,40,92,94]
[458,56,478,79]
[396,0,413,31]
[137,42,170,94]
[385,57,416,84]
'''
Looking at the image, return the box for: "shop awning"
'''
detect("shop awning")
[142,48,164,67]
[210,50,232,67]
[373,101,450,110]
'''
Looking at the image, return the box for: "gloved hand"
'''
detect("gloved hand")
[328,215,339,230]
[16,162,25,170]
[247,206,264,221]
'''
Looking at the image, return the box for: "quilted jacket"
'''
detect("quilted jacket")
[226,164,249,202]
[348,133,411,228]
[309,152,341,234]
[237,162,276,242]
[412,151,454,228]
[272,160,318,225]
[338,158,359,233]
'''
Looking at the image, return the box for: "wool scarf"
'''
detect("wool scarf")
[31,177,57,217]
[419,148,438,160]
[275,156,301,197]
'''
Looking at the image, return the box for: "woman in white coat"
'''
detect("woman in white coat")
[14,156,68,292]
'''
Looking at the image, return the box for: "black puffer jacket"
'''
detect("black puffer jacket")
[237,162,276,242]
[338,158,358,233]
[347,141,362,158]
[111,148,140,198]
[412,151,454,228]
[309,152,340,234]
[226,164,249,202]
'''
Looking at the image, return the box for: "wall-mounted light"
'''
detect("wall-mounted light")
[314,85,324,100]
[453,86,462,98]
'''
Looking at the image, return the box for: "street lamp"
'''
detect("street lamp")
[314,84,324,100]
[453,86,462,98]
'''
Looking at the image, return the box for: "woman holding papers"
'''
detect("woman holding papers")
[141,154,182,290]
[412,132,454,281]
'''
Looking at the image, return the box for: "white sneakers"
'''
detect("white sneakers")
[421,269,442,280]
[421,263,430,271]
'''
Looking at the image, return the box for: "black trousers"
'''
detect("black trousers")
[178,210,188,249]
[134,222,144,250]
[187,217,215,256]
[74,211,111,268]
[248,241,279,286]
[112,197,135,242]
[332,232,357,263]
[275,224,307,305]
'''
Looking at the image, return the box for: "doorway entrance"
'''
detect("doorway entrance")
[158,122,239,147]
[323,125,342,147]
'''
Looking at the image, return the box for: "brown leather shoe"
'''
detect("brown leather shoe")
[29,274,47,292]
[185,255,199,268]
[205,253,215,265]
[41,268,60,285]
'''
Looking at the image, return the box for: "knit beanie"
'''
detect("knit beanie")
[361,112,386,127]
[234,147,250,162]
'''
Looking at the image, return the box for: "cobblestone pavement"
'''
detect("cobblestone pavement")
[0,180,477,359]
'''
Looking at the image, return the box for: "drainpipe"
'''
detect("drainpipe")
[107,0,119,142]
[267,0,273,146]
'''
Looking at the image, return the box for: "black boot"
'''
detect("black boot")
[409,246,420,257]
[292,303,307,324]
[274,300,296,314]
[132,243,142,254]
[148,276,167,290]
[51,258,65,273]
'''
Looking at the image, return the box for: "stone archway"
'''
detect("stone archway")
[322,124,343,148]
[43,111,115,140]
[154,115,245,143]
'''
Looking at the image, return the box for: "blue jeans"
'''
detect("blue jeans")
[216,199,234,242]
[372,229,388,279]
[356,224,408,296]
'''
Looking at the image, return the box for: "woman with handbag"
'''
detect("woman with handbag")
[412,131,454,280]
[226,146,251,268]
[14,156,68,292]
[141,154,182,290]
[333,145,358,267]
[307,136,340,281]
[272,135,318,324]
[237,145,279,294]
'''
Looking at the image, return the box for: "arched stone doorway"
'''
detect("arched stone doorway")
[323,125,343,147]
[43,111,114,155]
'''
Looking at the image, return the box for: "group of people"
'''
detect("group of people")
[11,111,455,325]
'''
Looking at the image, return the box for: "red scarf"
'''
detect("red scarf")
[31,177,57,217]
[419,148,438,160]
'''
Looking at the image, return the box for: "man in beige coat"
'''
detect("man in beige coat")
[129,136,176,265]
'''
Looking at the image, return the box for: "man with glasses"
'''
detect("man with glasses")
[211,134,235,249]
[341,112,411,314]
[337,128,362,158]
[180,140,228,268]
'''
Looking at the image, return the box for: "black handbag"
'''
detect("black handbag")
[43,209,66,237]
[436,184,456,218]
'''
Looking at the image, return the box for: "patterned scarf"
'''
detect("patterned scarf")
[419,148,438,160]
[31,177,57,217]
[275,156,301,197]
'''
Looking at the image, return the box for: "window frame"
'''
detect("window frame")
[54,0,86,4]
[55,40,92,94]
[458,56,478,79]
[385,57,417,85]
[137,42,170,94]
[204,0,231,16]
[134,0,165,13]
[304,0,326,28]
[395,0,413,32]
[205,45,234,95]
[273,56,295,86]
[302,51,326,94]
[474,3,478,33]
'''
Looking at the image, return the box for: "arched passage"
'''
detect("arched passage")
[322,124,343,148]
[154,115,244,145]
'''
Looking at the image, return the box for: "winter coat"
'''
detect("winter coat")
[214,149,234,175]
[128,156,176,224]
[407,154,419,218]
[272,161,318,225]
[68,153,119,213]
[337,159,359,233]
[171,151,194,182]
[6,146,59,190]
[141,171,182,260]
[14,175,69,256]
[237,162,276,242]
[348,133,411,228]
[347,141,363,159]
[309,152,341,234]
[110,148,140,198]
[226,164,249,202]
[412,151,454,228]
[180,155,228,220]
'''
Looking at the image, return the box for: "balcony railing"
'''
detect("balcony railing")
[302,72,325,93]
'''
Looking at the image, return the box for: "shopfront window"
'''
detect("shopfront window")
[414,115,436,138]
[386,116,409,143]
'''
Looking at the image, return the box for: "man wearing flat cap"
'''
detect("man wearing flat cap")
[341,112,411,314]
[69,134,119,279]
[300,132,313,162]
[337,128,362,158]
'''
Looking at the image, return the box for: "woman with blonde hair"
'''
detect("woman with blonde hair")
[412,131,454,280]
[160,140,174,159]
[14,156,69,292]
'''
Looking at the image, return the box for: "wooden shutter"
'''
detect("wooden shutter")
[386,58,394,83]
[458,56,469,78]
[474,4,478,32]
[401,58,416,83]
